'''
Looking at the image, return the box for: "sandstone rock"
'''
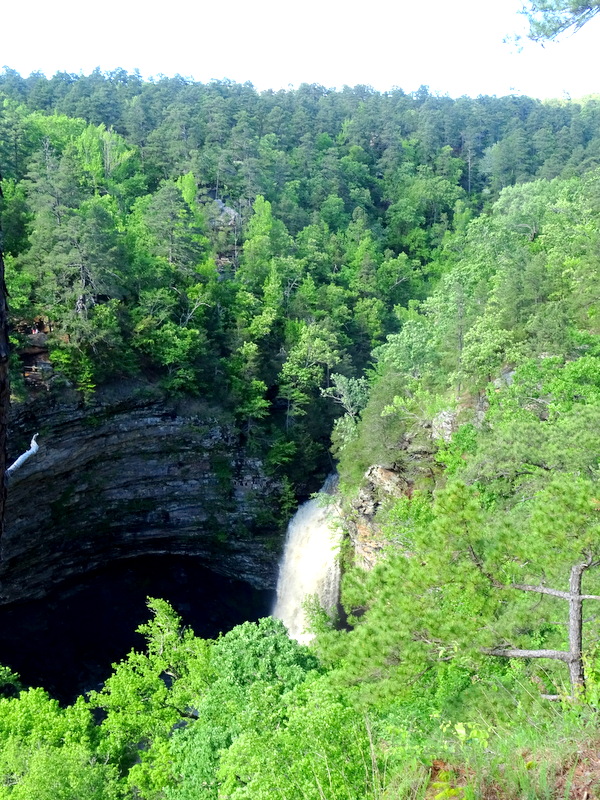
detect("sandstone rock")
[431,409,458,443]
[348,465,413,571]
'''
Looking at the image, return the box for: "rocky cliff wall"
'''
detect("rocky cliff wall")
[1,385,283,604]
[345,465,412,570]
[344,404,483,570]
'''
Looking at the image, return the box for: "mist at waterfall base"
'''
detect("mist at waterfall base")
[0,555,273,703]
[273,477,342,644]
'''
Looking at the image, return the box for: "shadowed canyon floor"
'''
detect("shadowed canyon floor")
[0,555,274,702]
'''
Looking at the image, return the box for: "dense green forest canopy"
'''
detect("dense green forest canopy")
[2,69,600,484]
[2,68,600,797]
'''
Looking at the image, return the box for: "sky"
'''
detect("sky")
[3,0,600,100]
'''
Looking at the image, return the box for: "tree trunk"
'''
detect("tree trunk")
[568,562,586,692]
[0,245,10,537]
[481,559,600,698]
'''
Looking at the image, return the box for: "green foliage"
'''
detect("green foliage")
[336,370,409,486]
[278,322,341,424]
[435,424,478,476]
[5,69,600,800]
[0,689,119,799]
[379,490,435,545]
[126,616,319,800]
[91,598,212,775]
[523,0,600,41]
[218,677,387,800]
[318,469,600,717]
[321,372,369,418]
[4,253,34,316]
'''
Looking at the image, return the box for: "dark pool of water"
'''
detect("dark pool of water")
[0,556,274,703]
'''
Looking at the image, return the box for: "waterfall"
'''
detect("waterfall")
[273,476,341,644]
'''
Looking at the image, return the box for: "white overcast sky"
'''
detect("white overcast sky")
[3,0,599,100]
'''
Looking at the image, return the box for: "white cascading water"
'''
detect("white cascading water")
[273,476,341,644]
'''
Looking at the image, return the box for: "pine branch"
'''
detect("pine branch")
[467,550,600,602]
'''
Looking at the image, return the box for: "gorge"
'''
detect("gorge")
[0,385,292,699]
[3,62,600,797]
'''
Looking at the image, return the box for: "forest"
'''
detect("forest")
[2,52,600,796]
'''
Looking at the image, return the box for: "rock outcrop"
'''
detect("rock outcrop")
[1,384,283,604]
[345,398,490,571]
[347,465,412,570]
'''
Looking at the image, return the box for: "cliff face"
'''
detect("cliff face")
[345,422,439,568]
[346,465,412,570]
[345,405,482,570]
[1,386,283,605]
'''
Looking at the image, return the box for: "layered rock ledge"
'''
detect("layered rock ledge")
[1,385,282,604]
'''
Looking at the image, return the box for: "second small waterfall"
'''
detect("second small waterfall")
[273,476,341,644]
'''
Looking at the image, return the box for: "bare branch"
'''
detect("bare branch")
[511,583,571,600]
[482,647,570,663]
[467,556,600,602]
[6,434,40,476]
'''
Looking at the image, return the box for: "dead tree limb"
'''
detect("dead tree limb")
[6,434,39,476]
[481,558,599,697]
